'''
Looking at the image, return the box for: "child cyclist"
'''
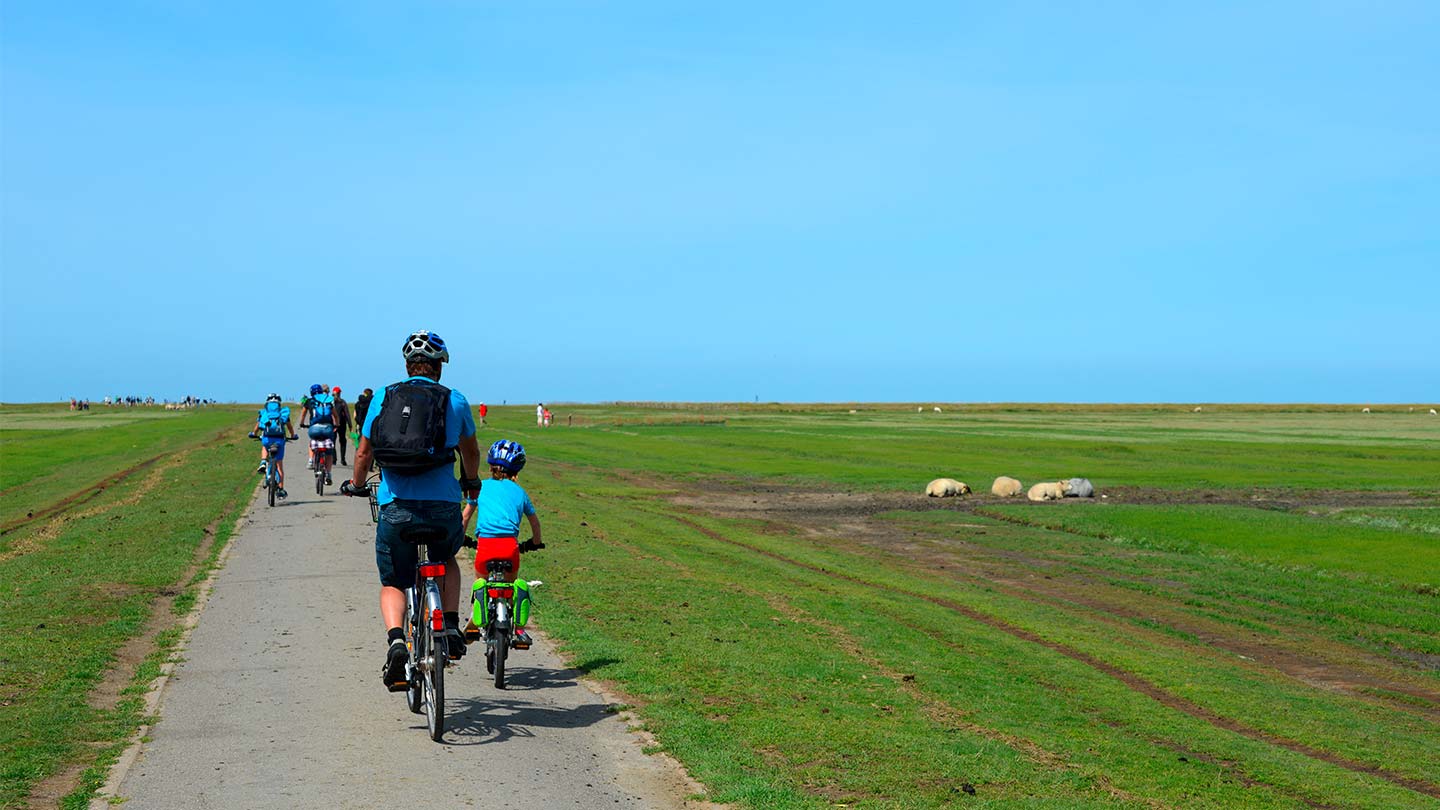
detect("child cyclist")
[461,439,544,647]
[248,393,298,498]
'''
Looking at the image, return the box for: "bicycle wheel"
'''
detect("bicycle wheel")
[425,623,446,741]
[315,470,323,496]
[492,628,509,690]
[268,476,276,507]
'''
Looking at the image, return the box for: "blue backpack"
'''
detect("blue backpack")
[311,394,335,425]
[258,405,289,438]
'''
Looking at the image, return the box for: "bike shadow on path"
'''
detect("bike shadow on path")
[437,666,621,746]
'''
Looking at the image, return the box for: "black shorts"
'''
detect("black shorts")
[375,500,464,588]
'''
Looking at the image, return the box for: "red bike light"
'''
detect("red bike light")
[419,563,447,579]
[487,587,514,599]
[431,608,444,631]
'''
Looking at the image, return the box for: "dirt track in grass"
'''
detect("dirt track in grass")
[659,479,1440,798]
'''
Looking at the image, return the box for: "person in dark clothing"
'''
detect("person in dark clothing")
[333,387,353,465]
[354,388,374,433]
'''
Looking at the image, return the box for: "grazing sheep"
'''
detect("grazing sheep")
[933,406,942,413]
[1362,407,1371,413]
[1432,409,1438,415]
[1027,480,1072,501]
[925,478,971,497]
[917,406,923,413]
[1193,406,1203,412]
[991,476,1023,497]
[1065,478,1095,498]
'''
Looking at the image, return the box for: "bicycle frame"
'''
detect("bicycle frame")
[263,442,282,506]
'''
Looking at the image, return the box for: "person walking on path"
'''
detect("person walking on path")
[536,402,544,427]
[333,387,353,465]
[343,331,483,686]
[477,401,488,426]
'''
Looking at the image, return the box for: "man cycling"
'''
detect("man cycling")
[342,330,483,688]
[303,383,339,482]
[248,393,298,498]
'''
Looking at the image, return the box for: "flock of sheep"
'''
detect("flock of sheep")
[926,475,1097,502]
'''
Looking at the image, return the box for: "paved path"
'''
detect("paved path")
[113,462,691,809]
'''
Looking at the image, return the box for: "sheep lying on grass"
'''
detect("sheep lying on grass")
[1027,481,1072,501]
[991,476,1023,497]
[926,478,971,497]
[1065,478,1095,498]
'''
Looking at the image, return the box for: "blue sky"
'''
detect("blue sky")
[2,1,1436,403]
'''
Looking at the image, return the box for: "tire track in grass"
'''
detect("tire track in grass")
[755,593,1168,810]
[667,515,1440,801]
[0,427,234,538]
[542,501,1135,807]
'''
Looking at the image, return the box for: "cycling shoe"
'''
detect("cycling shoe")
[445,629,466,660]
[513,630,533,649]
[383,639,408,688]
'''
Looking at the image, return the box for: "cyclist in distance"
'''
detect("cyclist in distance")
[303,383,338,480]
[248,393,298,498]
[342,330,483,688]
[461,439,544,648]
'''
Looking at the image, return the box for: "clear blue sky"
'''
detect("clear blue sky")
[2,2,1437,403]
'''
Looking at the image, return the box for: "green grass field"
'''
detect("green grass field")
[3,402,1437,808]
[0,405,257,809]
[498,403,1439,808]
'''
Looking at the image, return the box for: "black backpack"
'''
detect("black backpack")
[370,380,456,474]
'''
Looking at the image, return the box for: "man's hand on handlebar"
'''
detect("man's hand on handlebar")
[339,480,371,497]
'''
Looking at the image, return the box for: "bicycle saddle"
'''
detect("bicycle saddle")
[397,526,447,545]
[486,559,514,576]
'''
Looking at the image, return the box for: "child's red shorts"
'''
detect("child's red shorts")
[474,536,520,579]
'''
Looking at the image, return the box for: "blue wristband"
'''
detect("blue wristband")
[463,497,478,505]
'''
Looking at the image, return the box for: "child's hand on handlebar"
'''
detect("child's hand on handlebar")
[519,538,545,553]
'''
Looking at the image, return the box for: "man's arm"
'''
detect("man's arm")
[457,434,481,494]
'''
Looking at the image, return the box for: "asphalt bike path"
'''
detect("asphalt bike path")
[112,461,694,809]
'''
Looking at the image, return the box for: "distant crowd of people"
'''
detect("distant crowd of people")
[68,395,216,411]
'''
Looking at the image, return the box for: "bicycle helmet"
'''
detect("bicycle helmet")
[402,330,449,363]
[266,393,282,404]
[487,439,526,474]
[309,383,323,396]
[332,386,341,395]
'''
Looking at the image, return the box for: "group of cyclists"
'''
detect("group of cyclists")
[250,330,545,689]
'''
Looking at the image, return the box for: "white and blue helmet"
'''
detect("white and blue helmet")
[487,439,526,474]
[402,330,449,363]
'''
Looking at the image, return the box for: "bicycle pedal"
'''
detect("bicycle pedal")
[387,680,408,692]
[463,629,481,643]
[512,639,531,650]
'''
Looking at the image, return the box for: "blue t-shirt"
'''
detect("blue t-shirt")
[472,478,536,538]
[362,377,475,505]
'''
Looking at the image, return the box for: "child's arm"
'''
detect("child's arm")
[524,512,543,549]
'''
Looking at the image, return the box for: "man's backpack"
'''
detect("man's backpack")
[370,381,455,474]
[311,394,335,425]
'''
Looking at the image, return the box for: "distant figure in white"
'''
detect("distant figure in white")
[536,403,544,427]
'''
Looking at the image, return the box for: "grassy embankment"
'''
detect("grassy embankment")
[0,405,257,809]
[481,404,1439,809]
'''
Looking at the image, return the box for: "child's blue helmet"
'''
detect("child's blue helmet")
[309,383,323,395]
[487,439,526,474]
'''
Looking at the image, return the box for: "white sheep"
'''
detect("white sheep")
[1193,406,1203,412]
[917,406,923,413]
[1431,409,1437,415]
[933,406,942,413]
[925,478,971,497]
[1027,480,1072,501]
[1362,407,1371,413]
[991,476,1023,497]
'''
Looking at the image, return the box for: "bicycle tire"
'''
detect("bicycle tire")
[425,623,446,741]
[268,476,276,507]
[492,628,509,690]
[315,470,324,496]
